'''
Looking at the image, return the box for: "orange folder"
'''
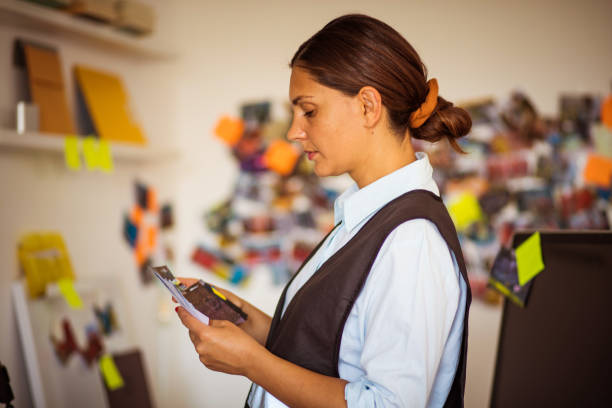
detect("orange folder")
[24,45,75,134]
[75,65,146,145]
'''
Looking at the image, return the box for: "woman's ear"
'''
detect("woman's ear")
[357,86,383,128]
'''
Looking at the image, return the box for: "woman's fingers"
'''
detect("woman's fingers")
[177,277,199,287]
[189,330,199,344]
[176,308,259,376]
[210,319,230,328]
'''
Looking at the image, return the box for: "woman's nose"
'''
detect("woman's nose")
[286,118,305,142]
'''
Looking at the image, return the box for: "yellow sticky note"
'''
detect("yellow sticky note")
[18,232,75,298]
[99,354,124,391]
[82,137,99,170]
[448,193,483,231]
[57,278,83,309]
[516,231,545,286]
[211,286,226,300]
[64,136,81,170]
[97,140,114,173]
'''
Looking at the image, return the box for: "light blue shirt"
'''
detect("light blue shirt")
[248,152,467,408]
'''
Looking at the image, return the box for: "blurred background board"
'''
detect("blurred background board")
[12,279,138,408]
[103,349,153,408]
[491,231,612,407]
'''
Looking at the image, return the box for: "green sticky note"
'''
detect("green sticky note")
[57,278,83,309]
[82,137,99,171]
[592,124,612,158]
[448,193,483,231]
[64,136,81,171]
[516,231,545,286]
[98,140,114,173]
[99,354,124,390]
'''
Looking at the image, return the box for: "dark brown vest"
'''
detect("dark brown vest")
[247,189,471,407]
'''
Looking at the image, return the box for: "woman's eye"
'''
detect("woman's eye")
[304,110,315,118]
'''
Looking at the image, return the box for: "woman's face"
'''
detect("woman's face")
[287,67,367,178]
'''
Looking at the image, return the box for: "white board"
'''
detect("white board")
[12,279,136,408]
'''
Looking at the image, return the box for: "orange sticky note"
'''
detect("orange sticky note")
[147,188,158,213]
[214,116,244,146]
[601,95,612,131]
[263,140,300,176]
[583,154,612,188]
[130,205,143,226]
[135,238,147,266]
[147,225,158,249]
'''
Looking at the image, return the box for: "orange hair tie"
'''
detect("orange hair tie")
[409,78,439,128]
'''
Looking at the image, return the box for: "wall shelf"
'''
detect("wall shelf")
[0,129,181,163]
[0,0,177,60]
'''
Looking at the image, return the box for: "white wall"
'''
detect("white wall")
[2,0,611,407]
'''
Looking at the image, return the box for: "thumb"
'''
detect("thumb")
[176,306,209,330]
[210,319,232,329]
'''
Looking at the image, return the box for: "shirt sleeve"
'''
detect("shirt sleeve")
[343,219,461,408]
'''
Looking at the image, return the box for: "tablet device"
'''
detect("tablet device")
[150,265,247,325]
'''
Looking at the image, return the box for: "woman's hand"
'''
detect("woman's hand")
[175,306,264,376]
[174,279,348,408]
[174,277,273,346]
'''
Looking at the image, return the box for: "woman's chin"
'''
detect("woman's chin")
[313,164,341,178]
[313,168,331,178]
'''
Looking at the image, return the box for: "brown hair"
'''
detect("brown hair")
[290,14,471,153]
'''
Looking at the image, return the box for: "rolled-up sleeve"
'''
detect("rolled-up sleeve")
[341,219,461,408]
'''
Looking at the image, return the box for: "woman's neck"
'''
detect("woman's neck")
[350,131,416,189]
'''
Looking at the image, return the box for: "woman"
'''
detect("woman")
[176,14,472,408]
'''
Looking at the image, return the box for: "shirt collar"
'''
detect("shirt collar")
[333,152,438,232]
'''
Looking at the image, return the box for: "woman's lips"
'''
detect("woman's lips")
[307,151,318,160]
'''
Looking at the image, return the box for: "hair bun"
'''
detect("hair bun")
[410,97,472,153]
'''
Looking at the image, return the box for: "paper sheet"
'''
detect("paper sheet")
[64,136,81,170]
[516,231,545,286]
[99,354,125,391]
[448,192,483,231]
[57,278,83,309]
